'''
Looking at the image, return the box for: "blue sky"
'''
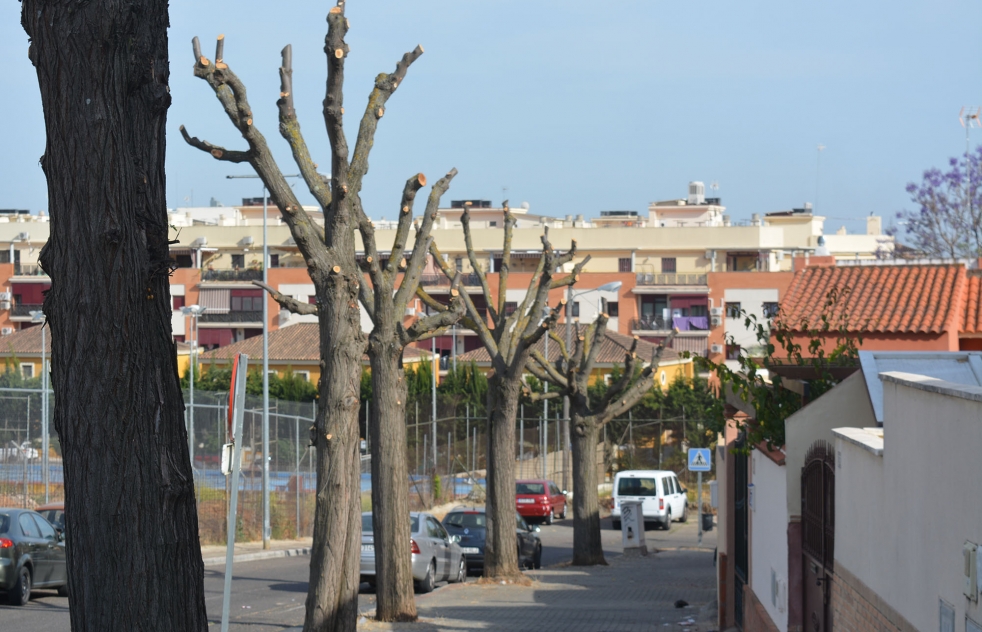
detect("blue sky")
[2,1,981,234]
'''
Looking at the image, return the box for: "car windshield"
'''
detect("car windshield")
[362,514,420,533]
[0,513,8,534]
[617,477,658,497]
[517,482,545,495]
[444,512,486,528]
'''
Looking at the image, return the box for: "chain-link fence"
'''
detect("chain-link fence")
[0,386,58,509]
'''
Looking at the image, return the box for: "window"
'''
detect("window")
[269,254,279,268]
[295,371,311,382]
[20,364,33,379]
[571,301,580,318]
[606,301,619,317]
[726,344,742,360]
[618,257,632,272]
[516,514,529,531]
[231,254,245,269]
[725,302,742,318]
[762,302,779,319]
[517,482,546,495]
[616,477,658,497]
[489,221,497,227]
[661,257,676,273]
[689,304,707,317]
[455,257,463,272]
[175,254,194,268]
[33,514,55,540]
[504,301,518,316]
[19,514,39,538]
[173,295,185,311]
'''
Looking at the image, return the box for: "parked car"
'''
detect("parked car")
[610,469,688,531]
[441,507,542,574]
[36,502,64,532]
[359,511,466,593]
[515,479,567,524]
[0,508,67,605]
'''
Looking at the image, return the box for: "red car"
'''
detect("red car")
[515,479,567,525]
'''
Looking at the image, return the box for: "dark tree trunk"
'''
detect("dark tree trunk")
[305,268,365,632]
[368,337,416,621]
[21,1,208,630]
[571,414,606,566]
[483,372,522,578]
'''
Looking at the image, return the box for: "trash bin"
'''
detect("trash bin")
[701,512,714,532]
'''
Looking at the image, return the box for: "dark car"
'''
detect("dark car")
[0,508,67,605]
[516,479,567,524]
[441,507,542,574]
[36,502,65,532]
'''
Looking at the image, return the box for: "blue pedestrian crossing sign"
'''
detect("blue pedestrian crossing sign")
[688,448,712,472]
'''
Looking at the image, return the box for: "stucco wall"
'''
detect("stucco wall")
[750,450,788,631]
[784,370,873,517]
[835,375,982,631]
[723,287,779,350]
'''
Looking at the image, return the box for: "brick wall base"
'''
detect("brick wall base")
[744,585,781,632]
[830,566,917,632]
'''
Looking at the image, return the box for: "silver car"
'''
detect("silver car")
[360,511,466,593]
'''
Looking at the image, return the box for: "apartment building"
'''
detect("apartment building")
[0,184,891,363]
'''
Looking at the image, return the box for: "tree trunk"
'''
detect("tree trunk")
[483,372,522,578]
[571,415,606,566]
[21,1,208,629]
[367,336,416,621]
[304,270,366,632]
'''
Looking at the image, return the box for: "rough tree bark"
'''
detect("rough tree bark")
[422,208,588,578]
[527,316,675,566]
[21,1,208,630]
[181,5,426,629]
[356,170,463,621]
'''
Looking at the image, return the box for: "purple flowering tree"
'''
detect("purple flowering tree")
[898,146,982,258]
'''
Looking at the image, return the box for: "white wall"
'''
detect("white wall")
[835,373,982,630]
[722,288,778,351]
[750,451,788,631]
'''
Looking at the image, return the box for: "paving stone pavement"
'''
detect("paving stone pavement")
[357,548,717,632]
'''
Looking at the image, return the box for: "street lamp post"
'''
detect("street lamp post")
[563,281,622,493]
[181,304,207,467]
[30,310,47,502]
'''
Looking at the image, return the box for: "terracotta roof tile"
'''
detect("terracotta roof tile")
[779,264,966,334]
[964,274,982,334]
[0,326,50,356]
[198,323,428,363]
[455,323,682,366]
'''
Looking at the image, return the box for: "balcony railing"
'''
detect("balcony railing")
[202,268,264,282]
[631,317,672,332]
[12,264,46,277]
[11,303,43,318]
[635,273,708,286]
[200,311,264,324]
[418,273,484,287]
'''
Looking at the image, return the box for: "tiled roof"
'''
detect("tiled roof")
[779,264,966,334]
[0,325,50,355]
[198,323,429,363]
[964,274,982,334]
[455,323,682,366]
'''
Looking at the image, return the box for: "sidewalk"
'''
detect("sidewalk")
[200,537,313,567]
[358,547,718,632]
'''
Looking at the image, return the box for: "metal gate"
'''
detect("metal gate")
[733,446,748,627]
[801,441,835,632]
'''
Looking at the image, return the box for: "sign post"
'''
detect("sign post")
[221,354,248,632]
[687,447,711,546]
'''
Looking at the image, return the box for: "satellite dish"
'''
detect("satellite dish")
[521,202,530,210]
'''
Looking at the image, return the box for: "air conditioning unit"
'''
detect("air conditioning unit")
[1,328,13,336]
[0,302,9,311]
[710,307,723,317]
[711,316,722,328]
[0,293,11,302]
[711,343,723,354]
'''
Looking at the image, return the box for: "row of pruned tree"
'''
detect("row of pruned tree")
[24,2,682,631]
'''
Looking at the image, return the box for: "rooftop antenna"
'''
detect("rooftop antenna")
[710,181,719,198]
[815,144,825,215]
[959,107,981,159]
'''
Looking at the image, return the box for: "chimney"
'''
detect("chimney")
[751,213,760,226]
[867,215,882,235]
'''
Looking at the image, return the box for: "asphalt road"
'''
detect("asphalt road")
[0,514,713,631]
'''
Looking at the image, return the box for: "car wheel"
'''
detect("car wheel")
[8,566,31,606]
[533,544,542,570]
[560,504,567,520]
[452,556,466,584]
[545,508,554,525]
[680,502,688,523]
[417,560,436,594]
[57,583,69,598]
[663,509,672,530]
[611,519,621,531]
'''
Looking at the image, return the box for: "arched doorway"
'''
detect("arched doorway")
[801,441,834,632]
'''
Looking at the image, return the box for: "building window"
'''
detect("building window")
[661,258,676,273]
[173,295,185,311]
[232,292,264,311]
[762,302,779,319]
[504,301,518,316]
[269,254,279,268]
[726,344,742,360]
[231,254,245,269]
[618,257,632,273]
[20,363,33,379]
[295,371,311,382]
[455,257,463,272]
[606,301,619,317]
[572,301,580,318]
[489,221,497,227]
[175,254,194,268]
[726,302,742,318]
[690,304,707,317]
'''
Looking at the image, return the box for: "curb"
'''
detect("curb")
[201,546,311,567]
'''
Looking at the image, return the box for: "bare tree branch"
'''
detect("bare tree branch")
[253,280,318,316]
[386,173,427,283]
[429,242,498,357]
[601,332,678,423]
[598,336,640,410]
[459,209,498,325]
[179,125,251,163]
[496,204,514,321]
[529,348,568,388]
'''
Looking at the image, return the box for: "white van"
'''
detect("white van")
[611,469,688,530]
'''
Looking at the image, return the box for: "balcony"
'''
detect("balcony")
[200,311,264,324]
[631,316,672,332]
[10,303,43,319]
[202,268,263,282]
[12,264,47,277]
[635,272,707,286]
[632,315,710,333]
[418,273,484,287]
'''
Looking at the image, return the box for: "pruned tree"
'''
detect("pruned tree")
[355,171,464,620]
[526,316,675,566]
[21,1,208,629]
[181,4,439,628]
[422,207,588,578]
